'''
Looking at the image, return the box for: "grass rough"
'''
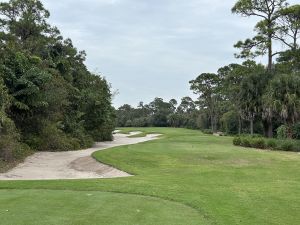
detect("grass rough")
[0,128,300,225]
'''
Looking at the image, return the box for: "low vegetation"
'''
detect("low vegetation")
[233,136,300,152]
[0,128,300,225]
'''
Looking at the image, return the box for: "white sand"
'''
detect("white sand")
[0,132,160,180]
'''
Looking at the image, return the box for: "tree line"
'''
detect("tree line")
[117,0,300,140]
[0,0,115,162]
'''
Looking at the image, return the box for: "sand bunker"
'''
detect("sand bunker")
[0,132,160,180]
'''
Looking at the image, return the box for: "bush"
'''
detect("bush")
[202,129,213,135]
[233,137,241,146]
[277,125,289,139]
[0,135,17,161]
[241,137,251,147]
[279,140,294,152]
[30,123,79,151]
[266,139,277,149]
[233,135,300,152]
[292,123,300,140]
[250,138,266,149]
[0,134,32,162]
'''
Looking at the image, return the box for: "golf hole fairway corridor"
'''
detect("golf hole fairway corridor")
[0,128,300,225]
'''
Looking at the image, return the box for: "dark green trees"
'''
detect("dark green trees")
[190,73,221,133]
[0,0,115,161]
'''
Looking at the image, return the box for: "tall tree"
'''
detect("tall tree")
[232,0,287,71]
[277,4,300,50]
[219,63,246,134]
[190,73,221,132]
[276,4,300,71]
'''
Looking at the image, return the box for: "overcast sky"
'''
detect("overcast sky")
[40,0,294,107]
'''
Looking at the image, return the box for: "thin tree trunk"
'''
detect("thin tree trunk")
[250,118,254,136]
[238,116,242,135]
[267,20,273,72]
[264,30,273,138]
[211,116,214,133]
[267,122,273,138]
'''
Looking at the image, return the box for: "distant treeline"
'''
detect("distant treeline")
[116,97,201,129]
[0,0,115,162]
[117,0,300,140]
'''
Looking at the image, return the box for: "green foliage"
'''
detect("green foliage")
[27,123,81,151]
[292,123,300,139]
[190,73,222,132]
[279,140,295,151]
[221,110,239,134]
[202,129,213,135]
[233,136,242,146]
[234,135,300,152]
[276,125,289,139]
[264,73,300,126]
[116,97,199,129]
[266,139,277,149]
[0,0,115,162]
[241,137,251,147]
[250,138,266,149]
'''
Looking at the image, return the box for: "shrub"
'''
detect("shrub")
[241,137,251,147]
[0,135,17,161]
[233,137,241,146]
[13,143,32,160]
[202,129,213,135]
[252,134,263,138]
[266,139,277,150]
[32,123,78,151]
[233,134,300,152]
[279,140,294,152]
[293,144,300,152]
[277,125,289,139]
[250,138,266,149]
[292,123,300,140]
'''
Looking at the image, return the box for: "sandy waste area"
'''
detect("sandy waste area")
[0,132,160,180]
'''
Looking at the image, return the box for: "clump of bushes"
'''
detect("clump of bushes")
[276,125,290,139]
[250,138,266,149]
[276,124,300,140]
[202,129,213,135]
[233,136,300,152]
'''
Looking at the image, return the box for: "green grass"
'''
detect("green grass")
[1,128,300,225]
[0,190,201,225]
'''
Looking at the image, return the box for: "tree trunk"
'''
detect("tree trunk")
[263,120,273,138]
[265,24,274,138]
[267,22,273,72]
[267,122,273,138]
[250,118,254,136]
[268,45,272,71]
[238,116,242,135]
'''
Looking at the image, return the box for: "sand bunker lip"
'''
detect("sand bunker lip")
[0,132,161,181]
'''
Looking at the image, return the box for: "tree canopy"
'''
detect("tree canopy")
[0,0,115,162]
